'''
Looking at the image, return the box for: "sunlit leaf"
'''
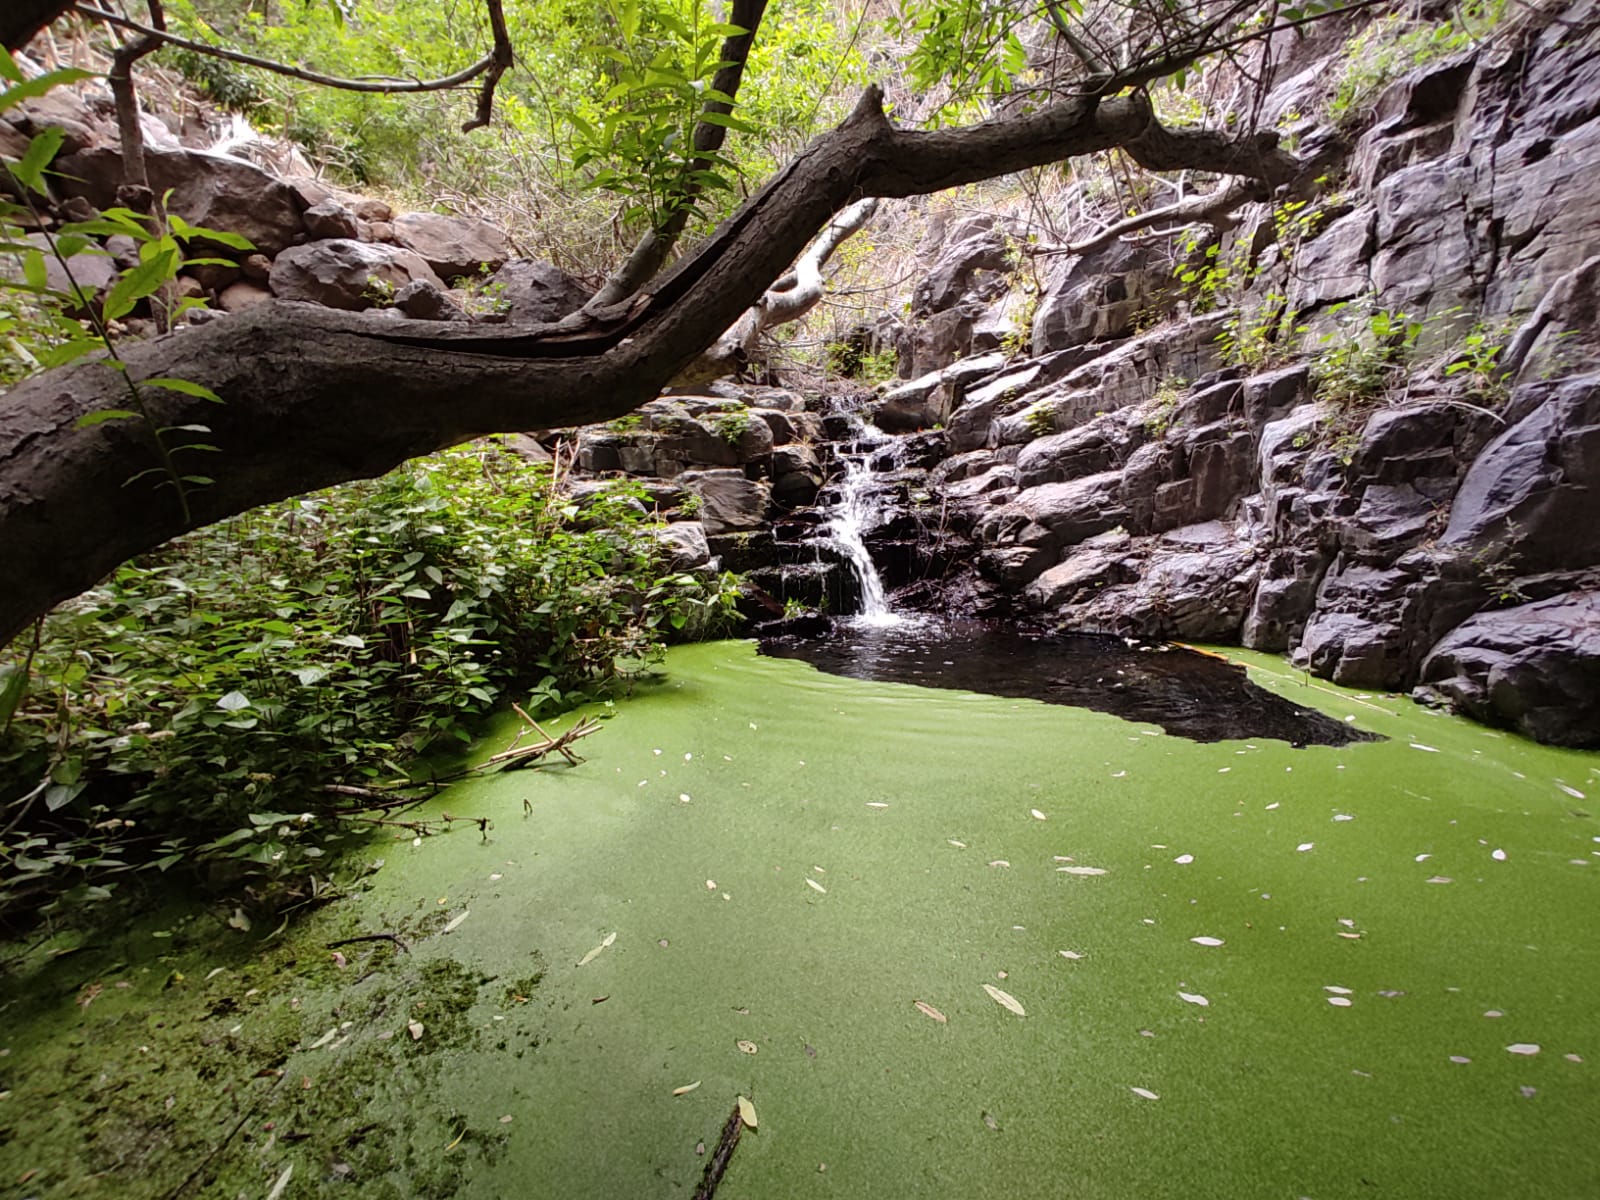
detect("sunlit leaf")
[982,984,1025,1017]
[736,1095,757,1129]
[914,1000,947,1023]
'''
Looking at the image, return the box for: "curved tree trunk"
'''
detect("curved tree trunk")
[0,86,1303,645]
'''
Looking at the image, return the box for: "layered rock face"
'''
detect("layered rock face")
[815,3,1600,745]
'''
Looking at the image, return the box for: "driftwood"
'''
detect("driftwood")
[692,1102,745,1200]
[486,705,602,770]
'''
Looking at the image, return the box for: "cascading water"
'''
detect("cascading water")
[823,416,904,627]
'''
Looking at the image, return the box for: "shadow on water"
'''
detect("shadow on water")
[759,618,1382,747]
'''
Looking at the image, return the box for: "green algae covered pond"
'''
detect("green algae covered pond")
[2,639,1598,1199]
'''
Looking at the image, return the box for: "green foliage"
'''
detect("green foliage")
[1218,290,1301,372]
[1444,320,1510,403]
[1327,1,1505,127]
[1022,403,1056,439]
[891,0,1031,123]
[0,444,741,923]
[1312,298,1422,409]
[1141,376,1188,437]
[709,404,752,446]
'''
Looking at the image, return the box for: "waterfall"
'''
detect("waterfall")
[823,418,902,627]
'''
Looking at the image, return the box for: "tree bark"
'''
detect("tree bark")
[0,86,1304,645]
[2,0,72,52]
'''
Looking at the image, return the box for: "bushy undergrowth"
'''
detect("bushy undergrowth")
[0,443,739,926]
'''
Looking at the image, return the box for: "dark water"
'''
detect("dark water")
[759,619,1381,747]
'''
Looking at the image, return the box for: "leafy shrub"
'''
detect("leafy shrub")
[0,443,740,923]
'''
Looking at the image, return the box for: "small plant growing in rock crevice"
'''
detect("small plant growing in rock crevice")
[1312,299,1422,408]
[1022,404,1056,439]
[710,407,752,446]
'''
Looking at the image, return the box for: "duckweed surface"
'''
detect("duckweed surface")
[2,640,1596,1199]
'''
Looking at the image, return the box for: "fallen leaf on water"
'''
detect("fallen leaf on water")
[499,1114,514,1123]
[737,1095,758,1129]
[866,802,889,809]
[948,839,967,848]
[445,1128,466,1151]
[672,1081,701,1096]
[227,907,251,932]
[988,859,1011,868]
[1177,991,1209,1007]
[1059,950,1083,960]
[696,1141,706,1155]
[1190,937,1224,947]
[331,951,348,969]
[1327,996,1353,1007]
[1491,848,1507,861]
[1296,842,1315,853]
[736,1039,758,1054]
[914,1001,947,1023]
[679,793,692,803]
[705,879,717,890]
[982,984,1026,1017]
[982,1112,1000,1131]
[265,1164,293,1200]
[1409,743,1440,753]
[443,910,470,934]
[1173,854,1194,865]
[307,1027,339,1050]
[1056,866,1107,876]
[1506,1043,1541,1056]
[1450,1055,1472,1064]
[1030,809,1047,820]
[806,878,827,894]
[1558,783,1586,799]
[1130,1087,1159,1101]
[407,1020,425,1041]
[577,931,617,967]
[1324,985,1353,995]
[1425,876,1454,884]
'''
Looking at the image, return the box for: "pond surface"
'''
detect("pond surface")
[2,641,1598,1199]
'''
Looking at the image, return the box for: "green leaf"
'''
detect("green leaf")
[216,690,252,712]
[0,47,23,85]
[76,408,139,428]
[402,587,431,600]
[0,664,27,728]
[21,248,46,292]
[101,246,178,323]
[141,376,223,403]
[0,69,97,117]
[696,111,760,135]
[9,125,65,193]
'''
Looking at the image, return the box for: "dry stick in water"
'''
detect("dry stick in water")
[692,1102,745,1200]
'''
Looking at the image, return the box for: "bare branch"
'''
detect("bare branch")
[1032,177,1262,258]
[460,0,513,133]
[72,3,503,96]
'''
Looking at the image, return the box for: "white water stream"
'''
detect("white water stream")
[823,417,904,627]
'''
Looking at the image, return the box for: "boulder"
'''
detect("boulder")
[655,522,713,572]
[1417,590,1600,747]
[55,146,306,255]
[268,240,445,311]
[394,278,467,321]
[1033,239,1173,353]
[1442,373,1600,572]
[303,201,360,241]
[392,211,511,282]
[680,470,771,535]
[490,259,591,326]
[216,280,272,313]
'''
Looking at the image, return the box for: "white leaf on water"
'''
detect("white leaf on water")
[737,1095,758,1129]
[1449,1055,1472,1064]
[1057,866,1107,876]
[1111,771,1127,778]
[866,802,889,809]
[442,910,470,934]
[1325,985,1353,995]
[813,866,825,874]
[1327,996,1354,1007]
[749,722,758,730]
[982,984,1026,1016]
[806,878,827,894]
[1484,1009,1504,1018]
[948,839,967,849]
[1565,1053,1583,1063]
[988,859,1011,868]
[1177,991,1209,1007]
[1506,1043,1541,1056]
[1190,937,1224,947]
[684,752,693,761]
[489,872,503,881]
[1409,743,1440,753]
[1491,848,1507,861]
[653,748,662,756]
[1333,814,1354,822]
[1426,876,1454,884]
[737,1039,758,1054]
[1296,842,1315,852]
[1415,853,1432,862]
[1338,918,1355,928]
[1031,809,1047,820]
[1173,854,1194,865]
[1130,1087,1160,1101]
[307,1027,338,1050]
[1059,950,1084,960]
[705,880,717,890]
[914,1000,948,1023]
[1557,783,1586,799]
[1265,802,1280,810]
[412,836,423,848]
[578,931,617,967]
[407,1020,425,1041]
[1053,856,1075,862]
[265,1164,293,1200]
[1218,767,1231,774]
[679,793,692,803]
[672,1081,701,1096]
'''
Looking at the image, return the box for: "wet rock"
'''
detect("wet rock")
[771,444,825,508]
[1033,239,1173,353]
[392,211,511,282]
[1015,417,1139,488]
[268,240,445,311]
[1417,590,1600,748]
[489,259,591,326]
[1242,549,1329,652]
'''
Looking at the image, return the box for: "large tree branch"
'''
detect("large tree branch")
[0,85,1314,645]
[2,0,72,52]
